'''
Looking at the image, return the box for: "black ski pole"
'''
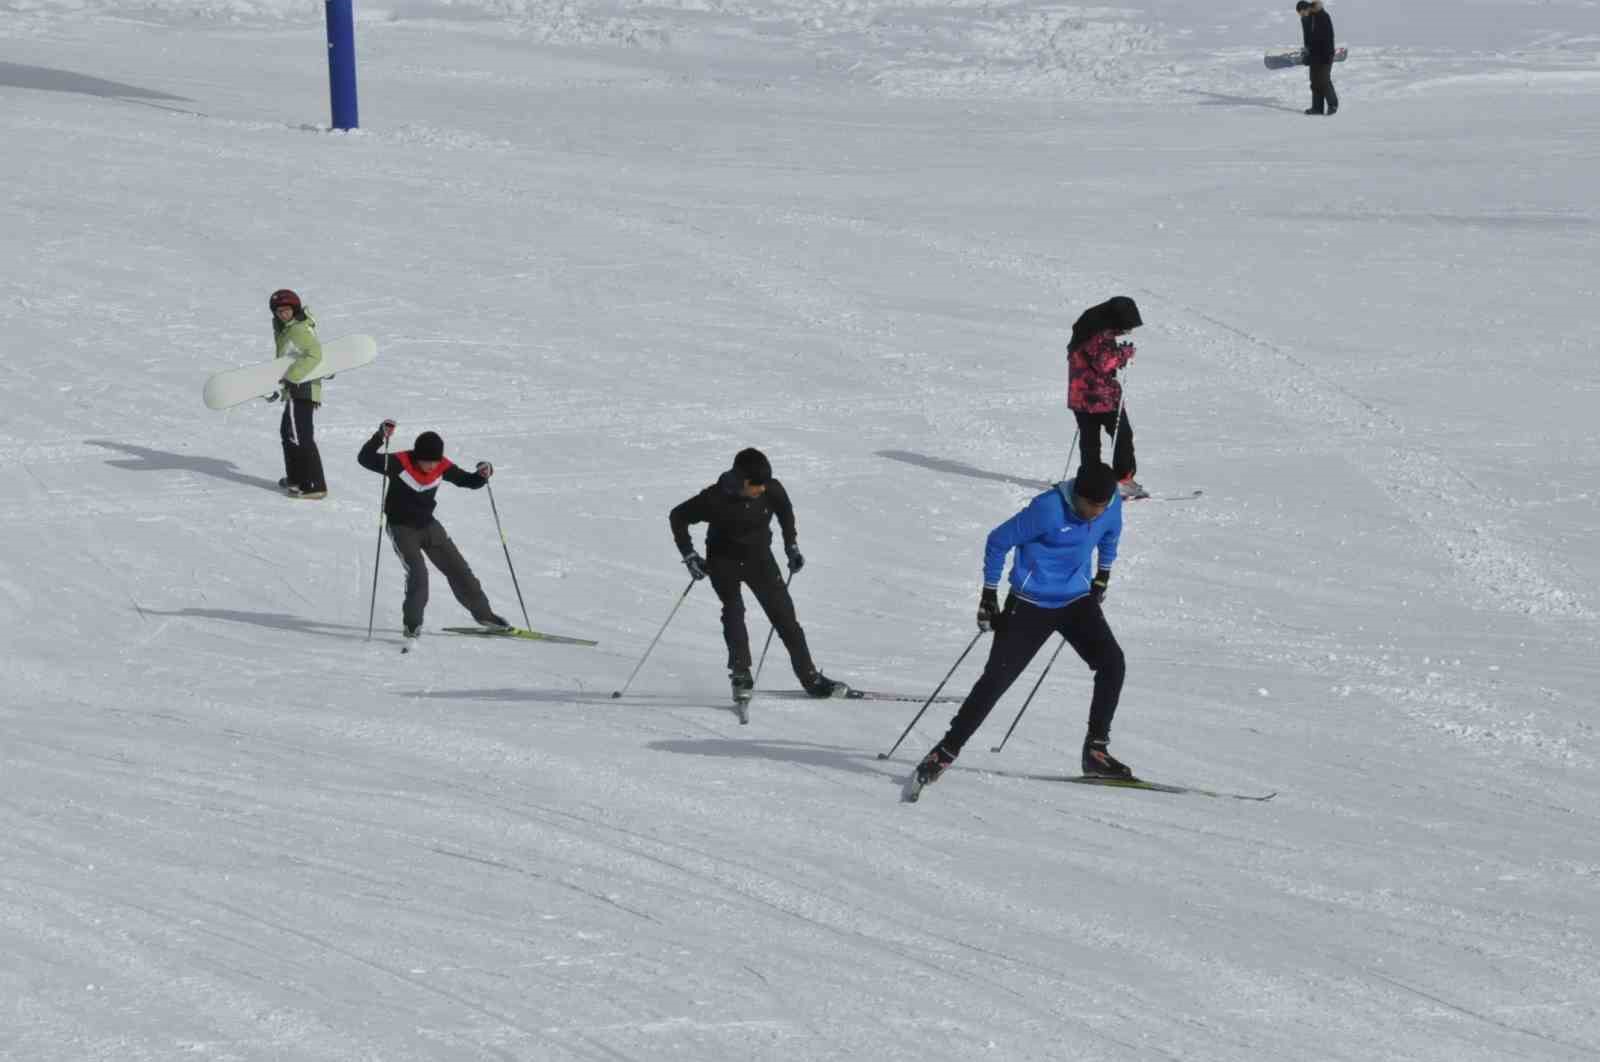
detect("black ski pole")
[989,636,1068,753]
[876,630,985,762]
[486,481,532,631]
[611,579,697,699]
[1058,426,1080,484]
[366,435,391,641]
[751,570,795,690]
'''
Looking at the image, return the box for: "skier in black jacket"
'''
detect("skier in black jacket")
[1296,0,1338,115]
[358,420,510,645]
[669,448,845,701]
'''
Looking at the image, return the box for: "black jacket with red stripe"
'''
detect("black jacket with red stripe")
[358,430,487,528]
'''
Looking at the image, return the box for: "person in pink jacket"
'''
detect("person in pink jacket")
[1067,296,1145,499]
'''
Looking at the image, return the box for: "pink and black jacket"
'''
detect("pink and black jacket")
[1066,296,1142,414]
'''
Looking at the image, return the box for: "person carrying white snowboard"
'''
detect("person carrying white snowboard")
[358,420,510,645]
[268,289,329,499]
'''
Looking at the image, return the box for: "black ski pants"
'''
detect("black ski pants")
[938,595,1125,756]
[279,397,327,492]
[388,519,497,631]
[1074,408,1136,480]
[706,550,818,683]
[1308,63,1338,113]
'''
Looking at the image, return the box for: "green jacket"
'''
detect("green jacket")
[275,310,323,403]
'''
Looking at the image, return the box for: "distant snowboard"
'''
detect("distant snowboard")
[203,335,379,410]
[1264,46,1348,70]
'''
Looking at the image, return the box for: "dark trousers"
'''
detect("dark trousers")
[938,596,1126,756]
[707,550,818,683]
[1074,408,1136,480]
[388,519,496,631]
[279,398,327,492]
[1308,63,1338,113]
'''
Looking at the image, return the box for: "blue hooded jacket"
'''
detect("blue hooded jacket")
[983,478,1122,608]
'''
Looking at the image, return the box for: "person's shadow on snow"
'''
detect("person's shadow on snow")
[87,440,283,494]
[876,449,1050,491]
[140,607,373,643]
[0,61,202,115]
[1184,90,1304,114]
[648,737,897,781]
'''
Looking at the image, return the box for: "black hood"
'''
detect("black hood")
[1068,296,1142,352]
[717,468,745,495]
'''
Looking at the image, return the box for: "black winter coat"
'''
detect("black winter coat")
[358,430,487,529]
[670,471,798,560]
[1303,9,1335,62]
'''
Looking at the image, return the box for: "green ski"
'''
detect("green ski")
[441,626,598,647]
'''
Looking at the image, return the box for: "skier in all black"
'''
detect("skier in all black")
[358,420,510,646]
[1296,0,1338,115]
[669,448,846,701]
[911,462,1130,796]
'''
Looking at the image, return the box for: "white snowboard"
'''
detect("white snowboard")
[203,334,379,410]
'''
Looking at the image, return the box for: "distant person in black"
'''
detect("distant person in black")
[1296,0,1338,115]
[670,448,845,700]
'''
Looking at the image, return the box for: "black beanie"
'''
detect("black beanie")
[733,447,772,486]
[1074,462,1117,504]
[413,431,445,462]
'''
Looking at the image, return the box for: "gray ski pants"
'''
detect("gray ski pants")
[388,519,496,631]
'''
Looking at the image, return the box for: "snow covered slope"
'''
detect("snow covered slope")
[3,1,1598,1059]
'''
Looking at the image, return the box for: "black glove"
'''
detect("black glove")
[475,461,493,479]
[977,587,1001,632]
[264,391,281,403]
[683,552,708,581]
[1091,569,1111,604]
[785,543,805,574]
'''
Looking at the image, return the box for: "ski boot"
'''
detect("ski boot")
[479,613,514,633]
[1082,738,1133,780]
[803,673,848,699]
[401,625,422,654]
[903,745,956,802]
[730,668,754,724]
[1117,477,1149,501]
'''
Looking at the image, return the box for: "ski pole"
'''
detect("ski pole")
[751,570,795,690]
[486,481,532,631]
[989,636,1068,753]
[366,436,391,641]
[1108,360,1132,478]
[1058,426,1080,484]
[875,630,986,762]
[611,579,697,699]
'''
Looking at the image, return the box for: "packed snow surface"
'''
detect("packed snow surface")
[3,0,1598,1058]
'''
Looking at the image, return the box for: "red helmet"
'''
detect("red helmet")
[269,289,302,312]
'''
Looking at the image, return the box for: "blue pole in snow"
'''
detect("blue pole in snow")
[325,0,359,130]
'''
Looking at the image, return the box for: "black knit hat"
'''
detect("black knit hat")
[733,447,772,486]
[413,431,445,462]
[1073,462,1118,504]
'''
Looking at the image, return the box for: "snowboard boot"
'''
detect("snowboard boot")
[803,672,848,698]
[1304,107,1324,116]
[293,489,329,500]
[1082,739,1133,780]
[730,668,754,703]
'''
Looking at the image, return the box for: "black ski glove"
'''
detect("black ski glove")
[785,543,804,574]
[264,391,281,403]
[683,552,708,581]
[1091,569,1111,604]
[977,587,1002,632]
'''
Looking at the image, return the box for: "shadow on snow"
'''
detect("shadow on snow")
[875,449,1050,491]
[0,61,191,102]
[87,439,283,494]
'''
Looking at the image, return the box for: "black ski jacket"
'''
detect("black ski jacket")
[670,470,798,560]
[1303,9,1336,62]
[358,429,488,529]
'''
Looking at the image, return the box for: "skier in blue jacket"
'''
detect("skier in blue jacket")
[913,462,1130,792]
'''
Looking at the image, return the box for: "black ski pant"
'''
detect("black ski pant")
[388,519,497,631]
[706,550,818,683]
[1308,63,1338,113]
[279,397,327,492]
[937,595,1125,757]
[1074,408,1136,480]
